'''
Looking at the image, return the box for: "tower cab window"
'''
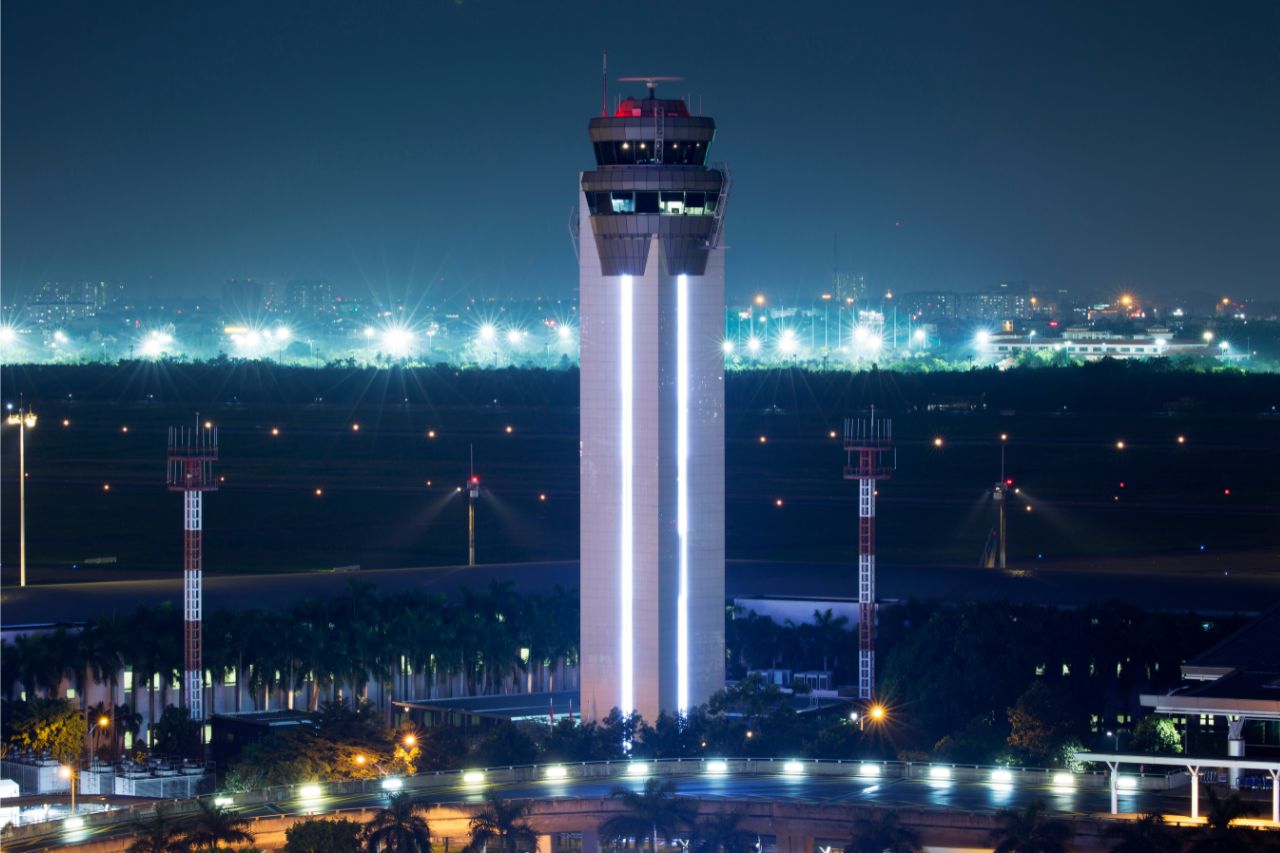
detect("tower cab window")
[589,190,720,217]
[593,140,709,166]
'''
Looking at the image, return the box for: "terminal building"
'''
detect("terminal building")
[577,79,728,723]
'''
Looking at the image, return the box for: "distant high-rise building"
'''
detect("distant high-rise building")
[26,281,108,326]
[578,80,728,723]
[285,280,334,324]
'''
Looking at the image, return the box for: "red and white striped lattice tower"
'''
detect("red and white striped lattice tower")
[167,421,218,723]
[843,407,894,702]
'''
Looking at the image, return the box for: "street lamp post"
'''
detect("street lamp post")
[6,404,37,586]
[60,765,77,815]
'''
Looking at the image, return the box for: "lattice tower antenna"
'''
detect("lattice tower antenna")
[842,407,894,701]
[167,419,218,722]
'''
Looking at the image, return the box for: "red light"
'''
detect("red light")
[1223,488,1230,496]
[1119,482,1125,488]
[1005,478,1014,486]
[470,476,479,485]
[1049,320,1059,327]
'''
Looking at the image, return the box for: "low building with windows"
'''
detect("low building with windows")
[1142,602,1280,763]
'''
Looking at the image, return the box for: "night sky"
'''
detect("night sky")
[3,1,1277,303]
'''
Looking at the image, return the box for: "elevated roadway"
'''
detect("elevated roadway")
[9,757,1272,853]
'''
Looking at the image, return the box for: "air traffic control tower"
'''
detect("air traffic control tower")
[577,79,728,723]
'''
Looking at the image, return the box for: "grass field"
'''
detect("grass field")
[2,363,1277,581]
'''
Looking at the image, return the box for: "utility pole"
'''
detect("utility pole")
[467,445,479,567]
[6,404,37,587]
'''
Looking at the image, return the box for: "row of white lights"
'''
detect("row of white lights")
[723,325,895,357]
[70,762,1133,829]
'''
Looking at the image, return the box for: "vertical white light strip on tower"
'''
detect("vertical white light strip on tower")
[676,273,690,713]
[619,274,634,716]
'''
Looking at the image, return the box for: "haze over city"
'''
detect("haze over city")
[4,0,1278,303]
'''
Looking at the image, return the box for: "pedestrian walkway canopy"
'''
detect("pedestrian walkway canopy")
[1077,751,1280,824]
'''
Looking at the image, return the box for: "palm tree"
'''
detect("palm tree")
[181,800,255,852]
[690,811,756,853]
[1104,813,1184,852]
[363,791,432,852]
[989,801,1073,853]
[811,609,850,673]
[1187,788,1258,853]
[599,778,697,853]
[848,810,921,853]
[126,806,184,853]
[465,792,538,853]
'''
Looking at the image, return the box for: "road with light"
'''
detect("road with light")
[9,762,1189,853]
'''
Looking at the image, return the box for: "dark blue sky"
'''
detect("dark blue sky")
[3,1,1277,304]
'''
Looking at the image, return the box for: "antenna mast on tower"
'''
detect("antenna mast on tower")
[601,49,608,117]
[843,408,894,702]
[167,419,219,725]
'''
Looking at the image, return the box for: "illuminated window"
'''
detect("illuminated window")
[223,668,236,686]
[611,192,635,214]
[660,192,685,215]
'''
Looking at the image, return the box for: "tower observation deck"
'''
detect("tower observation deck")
[578,79,728,723]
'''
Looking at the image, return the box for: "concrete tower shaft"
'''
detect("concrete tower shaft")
[579,87,727,724]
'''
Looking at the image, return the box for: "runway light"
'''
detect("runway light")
[462,770,486,785]
[1052,772,1076,788]
[758,435,767,444]
[783,760,806,776]
[299,783,322,799]
[203,420,213,429]
[352,423,360,431]
[1177,435,1186,444]
[214,796,233,806]
[626,762,648,776]
[505,425,514,434]
[705,760,729,775]
[858,763,881,777]
[990,769,1013,785]
[271,427,280,436]
[933,436,943,447]
[62,419,70,427]
[314,488,323,496]
[102,483,111,492]
[544,765,568,780]
[774,499,784,507]
[381,777,403,791]
[121,426,129,433]
[539,493,547,501]
[427,429,436,439]
[829,430,838,439]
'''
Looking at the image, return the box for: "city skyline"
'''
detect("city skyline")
[4,1,1278,302]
